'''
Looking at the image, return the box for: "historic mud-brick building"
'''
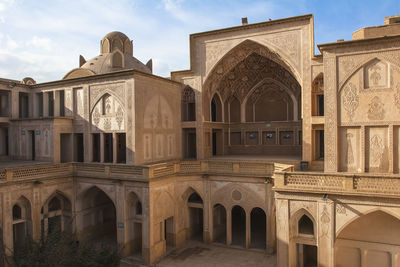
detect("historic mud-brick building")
[1,14,400,267]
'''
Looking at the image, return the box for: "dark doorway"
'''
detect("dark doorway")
[212,129,222,156]
[250,208,266,250]
[104,133,113,163]
[28,130,35,160]
[59,90,65,117]
[315,130,324,160]
[60,133,72,163]
[92,133,100,162]
[213,204,226,244]
[211,94,222,122]
[74,133,84,162]
[48,91,54,117]
[183,129,196,159]
[117,133,126,163]
[317,95,324,116]
[164,217,174,250]
[297,244,317,267]
[188,192,203,241]
[19,92,29,118]
[81,187,117,247]
[231,205,246,247]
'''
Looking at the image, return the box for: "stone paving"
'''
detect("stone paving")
[153,240,276,267]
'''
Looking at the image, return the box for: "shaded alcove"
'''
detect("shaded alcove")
[231,205,246,247]
[335,210,400,267]
[81,187,117,246]
[187,192,203,241]
[12,196,32,256]
[213,204,226,244]
[298,214,314,235]
[211,94,222,122]
[182,86,196,122]
[127,192,142,258]
[41,192,72,235]
[250,207,266,250]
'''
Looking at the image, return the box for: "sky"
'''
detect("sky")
[0,0,399,83]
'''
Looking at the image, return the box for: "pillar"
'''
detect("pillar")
[245,210,250,248]
[100,133,104,163]
[54,91,60,117]
[226,208,231,246]
[113,132,117,164]
[32,186,42,240]
[317,201,334,267]
[2,192,13,256]
[276,199,289,267]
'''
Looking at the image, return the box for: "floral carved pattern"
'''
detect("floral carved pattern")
[342,82,359,120]
[394,83,400,111]
[115,106,123,130]
[370,135,384,168]
[103,117,111,131]
[367,96,385,120]
[93,108,100,126]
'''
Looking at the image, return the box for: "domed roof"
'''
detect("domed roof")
[63,31,152,80]
[103,31,130,42]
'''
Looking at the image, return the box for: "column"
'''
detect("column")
[43,92,49,117]
[317,201,334,267]
[54,91,60,117]
[2,192,13,256]
[115,183,126,251]
[32,186,42,240]
[113,132,117,163]
[226,208,232,246]
[276,199,289,267]
[245,210,250,248]
[100,133,104,163]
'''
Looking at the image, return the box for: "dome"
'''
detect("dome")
[63,32,152,80]
[101,31,132,55]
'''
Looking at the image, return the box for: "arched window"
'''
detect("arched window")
[182,86,196,121]
[112,52,123,68]
[298,214,314,235]
[229,96,241,123]
[211,94,222,122]
[136,201,142,215]
[13,205,22,220]
[188,192,203,204]
[312,73,324,116]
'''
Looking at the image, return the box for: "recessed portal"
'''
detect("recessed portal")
[104,133,113,163]
[250,207,266,250]
[164,217,174,250]
[297,244,317,267]
[213,204,226,244]
[231,205,246,247]
[117,133,126,163]
[188,192,203,241]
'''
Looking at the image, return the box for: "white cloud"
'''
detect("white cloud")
[26,36,52,51]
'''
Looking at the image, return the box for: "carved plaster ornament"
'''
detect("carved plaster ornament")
[342,82,359,120]
[336,204,347,215]
[370,64,382,86]
[93,108,100,126]
[115,106,123,129]
[370,135,384,168]
[103,117,111,131]
[367,96,385,120]
[346,133,355,168]
[394,83,400,111]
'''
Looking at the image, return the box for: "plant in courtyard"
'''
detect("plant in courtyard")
[0,229,121,267]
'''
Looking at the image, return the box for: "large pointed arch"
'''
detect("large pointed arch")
[202,39,301,123]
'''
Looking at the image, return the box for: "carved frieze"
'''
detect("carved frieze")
[367,96,385,120]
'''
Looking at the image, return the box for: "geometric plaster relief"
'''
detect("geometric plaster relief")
[370,135,385,168]
[75,88,84,117]
[364,59,388,89]
[342,82,359,120]
[336,204,347,215]
[91,93,125,131]
[144,95,173,130]
[232,189,242,201]
[394,83,400,111]
[346,133,355,170]
[367,96,385,120]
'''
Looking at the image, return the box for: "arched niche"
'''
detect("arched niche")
[202,39,301,123]
[211,93,223,122]
[213,204,226,244]
[312,73,324,116]
[91,92,125,132]
[126,192,142,257]
[228,96,241,123]
[182,86,196,122]
[250,207,266,250]
[41,192,72,234]
[12,196,32,255]
[187,191,203,241]
[335,210,400,267]
[112,51,123,68]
